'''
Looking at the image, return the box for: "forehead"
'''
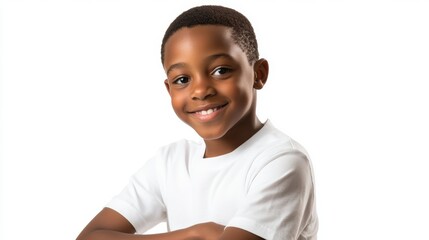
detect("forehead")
[163,25,246,68]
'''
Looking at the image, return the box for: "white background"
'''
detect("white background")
[1,0,428,239]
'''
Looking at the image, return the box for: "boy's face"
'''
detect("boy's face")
[163,25,258,140]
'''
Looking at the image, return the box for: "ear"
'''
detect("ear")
[164,79,171,95]
[253,58,269,90]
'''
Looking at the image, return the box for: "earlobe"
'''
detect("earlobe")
[253,58,269,90]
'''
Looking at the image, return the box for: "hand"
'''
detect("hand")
[186,222,225,240]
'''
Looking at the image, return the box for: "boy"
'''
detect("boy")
[77,5,318,240]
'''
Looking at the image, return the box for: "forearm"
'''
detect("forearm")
[80,222,261,240]
[85,228,195,240]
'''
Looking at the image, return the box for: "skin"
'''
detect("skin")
[77,25,269,240]
[164,25,269,158]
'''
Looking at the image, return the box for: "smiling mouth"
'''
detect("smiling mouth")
[191,103,228,116]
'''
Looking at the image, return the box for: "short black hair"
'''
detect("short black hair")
[161,5,259,65]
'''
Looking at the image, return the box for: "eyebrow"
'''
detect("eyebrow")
[166,53,233,75]
[166,62,186,76]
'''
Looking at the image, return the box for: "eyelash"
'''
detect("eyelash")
[171,66,233,86]
[211,66,232,76]
[172,76,189,85]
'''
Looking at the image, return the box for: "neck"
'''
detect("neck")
[203,116,263,158]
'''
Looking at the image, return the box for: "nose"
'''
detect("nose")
[191,77,216,100]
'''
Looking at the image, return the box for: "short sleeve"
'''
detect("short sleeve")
[227,150,318,240]
[106,156,166,233]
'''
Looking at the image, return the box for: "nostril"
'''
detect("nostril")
[191,85,216,100]
[192,91,216,101]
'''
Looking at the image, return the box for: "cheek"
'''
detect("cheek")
[225,79,253,101]
[170,91,187,112]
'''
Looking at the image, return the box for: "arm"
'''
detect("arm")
[76,207,194,240]
[220,227,264,240]
[77,208,263,240]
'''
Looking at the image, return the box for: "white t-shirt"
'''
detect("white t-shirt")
[107,120,318,240]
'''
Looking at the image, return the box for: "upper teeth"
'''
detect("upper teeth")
[199,108,217,115]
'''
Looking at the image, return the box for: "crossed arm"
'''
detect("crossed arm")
[76,208,264,240]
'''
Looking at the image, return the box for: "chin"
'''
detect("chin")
[194,128,228,141]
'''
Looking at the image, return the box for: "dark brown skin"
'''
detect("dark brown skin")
[163,25,268,158]
[77,25,269,240]
[77,208,261,240]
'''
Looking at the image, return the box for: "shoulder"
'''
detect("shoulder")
[253,120,310,160]
[246,121,313,180]
[136,138,202,190]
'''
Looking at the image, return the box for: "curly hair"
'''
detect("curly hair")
[161,5,259,65]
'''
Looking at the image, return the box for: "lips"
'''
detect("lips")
[188,103,228,120]
[190,103,227,113]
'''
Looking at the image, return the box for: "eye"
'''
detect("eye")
[212,67,232,76]
[172,76,190,85]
